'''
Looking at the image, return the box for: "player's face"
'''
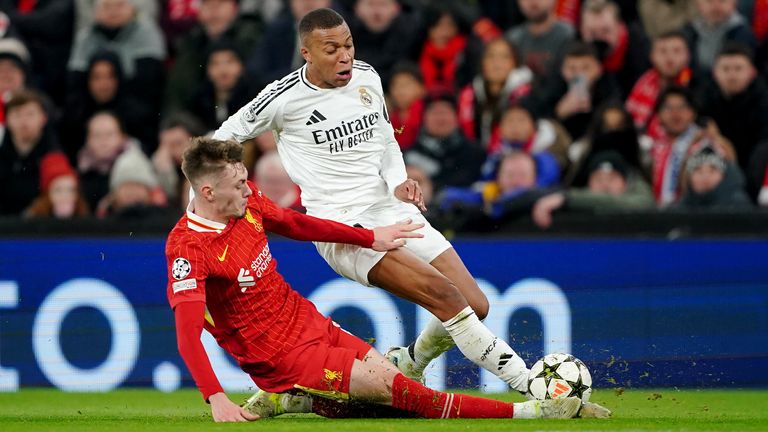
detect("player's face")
[213,162,252,219]
[302,24,355,89]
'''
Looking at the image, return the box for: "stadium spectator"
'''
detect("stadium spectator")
[0,0,75,106]
[579,0,650,97]
[673,145,752,209]
[567,101,643,186]
[529,41,622,141]
[697,43,768,176]
[480,104,570,185]
[165,0,261,112]
[246,0,332,90]
[404,92,485,192]
[0,38,29,141]
[186,41,256,131]
[348,0,421,86]
[74,0,158,33]
[626,31,694,137]
[68,0,166,121]
[417,3,469,93]
[152,112,206,210]
[100,139,166,218]
[77,111,144,211]
[24,152,90,219]
[457,38,533,152]
[0,89,59,215]
[532,150,655,228]
[682,0,756,75]
[158,0,200,57]
[647,86,736,206]
[253,150,304,212]
[505,0,575,84]
[387,62,426,150]
[637,0,698,39]
[61,51,155,159]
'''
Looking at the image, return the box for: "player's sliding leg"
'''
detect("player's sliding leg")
[349,348,580,419]
[387,248,489,382]
[369,248,530,393]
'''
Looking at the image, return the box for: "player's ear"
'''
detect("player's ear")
[200,184,215,202]
[300,45,311,64]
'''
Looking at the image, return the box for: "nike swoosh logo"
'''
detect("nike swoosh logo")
[217,245,229,262]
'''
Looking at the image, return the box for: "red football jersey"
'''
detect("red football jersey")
[166,182,372,370]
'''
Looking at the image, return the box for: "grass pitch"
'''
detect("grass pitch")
[0,388,765,431]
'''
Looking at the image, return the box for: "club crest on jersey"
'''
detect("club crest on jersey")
[245,208,263,232]
[171,257,191,280]
[358,87,372,107]
[243,102,257,122]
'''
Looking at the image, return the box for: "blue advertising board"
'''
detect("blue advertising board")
[0,237,766,393]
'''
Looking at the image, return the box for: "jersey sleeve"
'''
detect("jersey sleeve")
[368,69,408,194]
[166,234,210,309]
[212,78,287,143]
[249,182,374,247]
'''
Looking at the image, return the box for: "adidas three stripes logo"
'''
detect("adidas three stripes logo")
[305,110,327,125]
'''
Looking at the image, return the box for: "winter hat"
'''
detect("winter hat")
[109,146,159,192]
[685,146,726,174]
[40,152,77,193]
[0,38,31,74]
[587,150,628,179]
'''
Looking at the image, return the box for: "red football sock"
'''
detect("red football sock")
[391,373,514,419]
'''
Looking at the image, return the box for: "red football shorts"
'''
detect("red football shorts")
[245,312,372,399]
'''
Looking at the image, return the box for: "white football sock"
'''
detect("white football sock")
[442,306,530,393]
[411,317,456,370]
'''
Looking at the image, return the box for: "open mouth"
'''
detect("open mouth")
[336,69,352,80]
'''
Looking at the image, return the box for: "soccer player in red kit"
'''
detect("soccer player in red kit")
[167,137,585,422]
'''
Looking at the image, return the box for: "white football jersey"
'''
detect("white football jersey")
[213,61,408,222]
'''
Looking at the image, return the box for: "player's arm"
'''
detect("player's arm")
[254,183,423,251]
[174,301,257,422]
[374,76,427,211]
[212,79,284,143]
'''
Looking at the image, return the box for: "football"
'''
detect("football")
[527,353,592,402]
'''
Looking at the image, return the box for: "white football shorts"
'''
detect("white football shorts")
[314,202,452,286]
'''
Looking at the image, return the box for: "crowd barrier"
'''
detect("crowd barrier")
[1,234,766,393]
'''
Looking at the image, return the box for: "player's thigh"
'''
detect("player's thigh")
[348,347,399,404]
[326,318,375,360]
[430,247,489,319]
[367,247,468,321]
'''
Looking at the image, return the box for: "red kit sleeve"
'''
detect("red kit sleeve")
[174,301,224,401]
[250,182,375,247]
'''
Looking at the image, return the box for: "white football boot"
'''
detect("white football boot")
[242,390,312,418]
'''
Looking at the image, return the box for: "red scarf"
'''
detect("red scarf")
[390,99,424,150]
[626,67,692,137]
[602,24,629,72]
[555,0,581,26]
[168,0,199,20]
[419,35,468,91]
[0,98,5,126]
[755,0,768,41]
[17,0,36,14]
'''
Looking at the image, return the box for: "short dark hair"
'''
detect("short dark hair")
[716,41,755,64]
[655,85,697,114]
[563,41,600,61]
[89,110,126,135]
[655,29,687,43]
[298,8,345,44]
[390,61,424,85]
[181,137,243,185]
[160,111,207,137]
[5,89,47,115]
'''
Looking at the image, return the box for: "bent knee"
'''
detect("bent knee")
[471,296,490,320]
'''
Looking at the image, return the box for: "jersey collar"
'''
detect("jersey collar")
[300,64,321,91]
[186,200,227,233]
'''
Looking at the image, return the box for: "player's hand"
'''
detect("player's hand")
[532,193,565,229]
[371,218,425,251]
[394,179,427,211]
[209,392,259,422]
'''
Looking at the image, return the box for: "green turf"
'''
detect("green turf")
[0,388,765,431]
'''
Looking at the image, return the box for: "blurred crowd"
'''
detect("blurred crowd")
[0,0,767,231]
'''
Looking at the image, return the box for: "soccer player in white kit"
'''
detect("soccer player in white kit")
[213,8,530,393]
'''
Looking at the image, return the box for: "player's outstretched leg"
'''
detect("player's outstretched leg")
[369,248,529,392]
[350,348,579,419]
